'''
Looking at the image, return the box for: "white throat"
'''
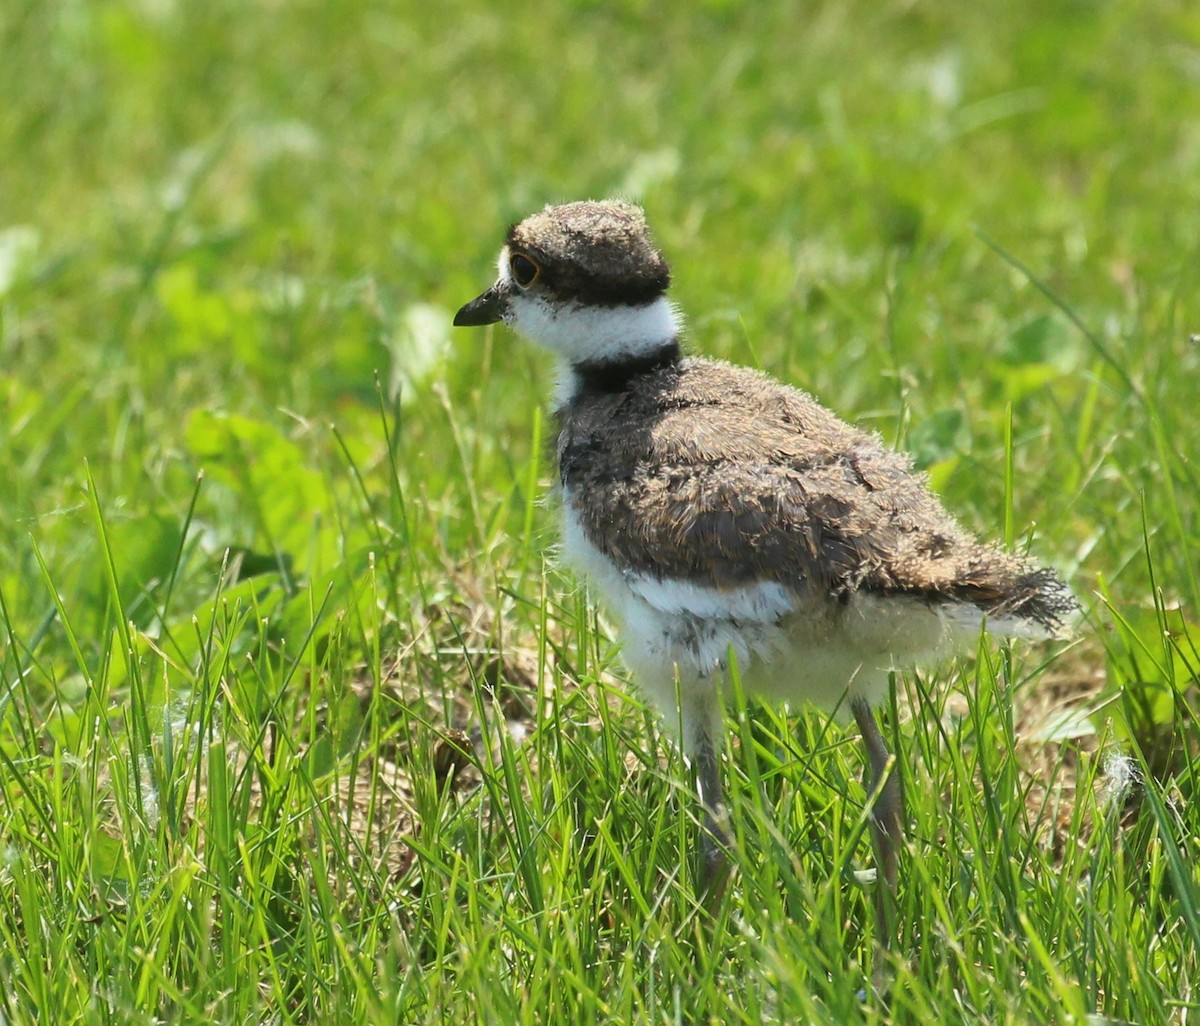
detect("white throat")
[494,246,682,406]
[512,292,680,359]
[528,297,680,407]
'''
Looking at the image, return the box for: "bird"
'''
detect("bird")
[452,199,1077,954]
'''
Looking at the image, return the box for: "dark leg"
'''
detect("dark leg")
[851,697,904,956]
[689,720,733,906]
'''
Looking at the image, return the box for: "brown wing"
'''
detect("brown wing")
[558,358,1075,630]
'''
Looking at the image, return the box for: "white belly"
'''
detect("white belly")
[559,503,952,724]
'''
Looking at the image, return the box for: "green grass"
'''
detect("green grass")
[1,0,1198,1022]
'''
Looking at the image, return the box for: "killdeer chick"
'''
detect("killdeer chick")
[453,200,1077,949]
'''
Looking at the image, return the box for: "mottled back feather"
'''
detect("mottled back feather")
[558,356,1076,634]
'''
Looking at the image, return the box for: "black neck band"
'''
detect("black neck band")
[572,340,682,395]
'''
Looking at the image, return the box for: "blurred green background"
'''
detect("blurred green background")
[4,0,1200,850]
[4,0,1200,824]
[3,0,1196,583]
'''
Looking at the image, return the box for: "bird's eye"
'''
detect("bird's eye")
[510,253,541,289]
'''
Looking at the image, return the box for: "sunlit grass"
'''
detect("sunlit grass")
[1,0,1198,1022]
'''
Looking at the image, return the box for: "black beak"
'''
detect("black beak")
[453,283,508,327]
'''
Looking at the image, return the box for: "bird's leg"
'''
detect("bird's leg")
[850,697,904,957]
[688,715,732,907]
